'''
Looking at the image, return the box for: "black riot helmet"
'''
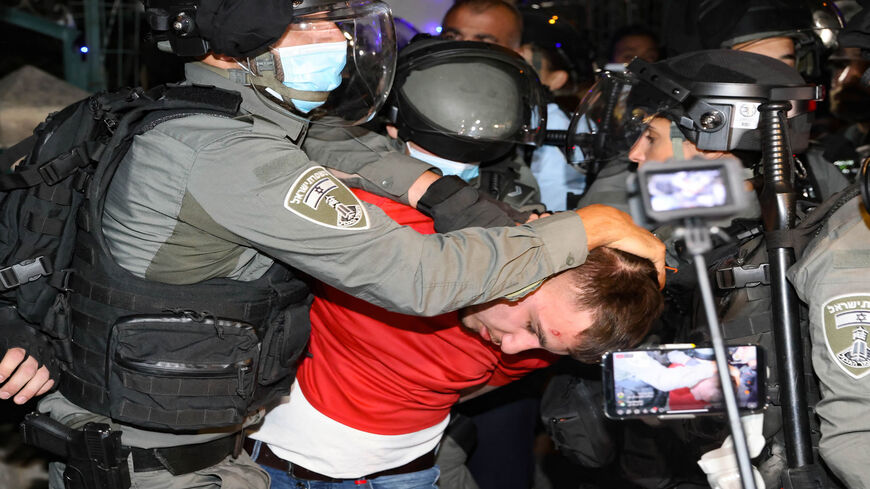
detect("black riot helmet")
[144,0,398,126]
[627,50,822,153]
[568,50,823,168]
[143,0,295,57]
[696,0,844,79]
[384,38,547,163]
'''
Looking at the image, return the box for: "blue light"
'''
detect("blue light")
[555,43,562,48]
[435,26,443,33]
[79,46,89,54]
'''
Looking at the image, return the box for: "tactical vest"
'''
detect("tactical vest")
[476,156,542,212]
[54,116,312,433]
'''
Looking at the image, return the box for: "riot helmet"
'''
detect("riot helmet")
[384,38,547,163]
[144,0,397,126]
[696,0,844,79]
[568,50,823,169]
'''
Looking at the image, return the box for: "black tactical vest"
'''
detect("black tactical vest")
[56,118,312,432]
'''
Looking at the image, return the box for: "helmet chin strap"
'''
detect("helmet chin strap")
[670,121,687,160]
[230,55,329,109]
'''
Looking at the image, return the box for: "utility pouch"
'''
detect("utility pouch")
[540,374,615,468]
[258,296,312,386]
[107,313,259,431]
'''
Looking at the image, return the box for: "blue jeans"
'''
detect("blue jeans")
[249,440,440,489]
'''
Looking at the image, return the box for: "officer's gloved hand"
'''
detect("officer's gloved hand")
[0,316,59,404]
[416,176,530,232]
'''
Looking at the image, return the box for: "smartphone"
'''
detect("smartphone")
[601,345,765,420]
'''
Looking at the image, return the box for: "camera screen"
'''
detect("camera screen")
[647,168,728,212]
[608,346,761,417]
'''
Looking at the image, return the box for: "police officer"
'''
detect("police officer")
[788,186,870,489]
[0,1,665,488]
[383,37,546,213]
[691,0,851,200]
[547,49,822,487]
[787,7,870,488]
[573,0,847,214]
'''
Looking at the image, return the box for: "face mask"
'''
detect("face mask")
[275,41,348,112]
[406,143,480,182]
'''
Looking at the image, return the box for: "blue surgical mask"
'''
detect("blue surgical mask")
[406,143,480,182]
[276,41,348,112]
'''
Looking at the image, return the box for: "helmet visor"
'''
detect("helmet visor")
[567,71,657,167]
[253,0,397,126]
[398,57,546,148]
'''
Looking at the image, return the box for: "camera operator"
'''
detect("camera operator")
[547,49,823,487]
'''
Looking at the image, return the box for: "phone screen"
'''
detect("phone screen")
[601,345,764,419]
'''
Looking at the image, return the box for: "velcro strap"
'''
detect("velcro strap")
[35,181,74,205]
[118,401,238,435]
[69,272,272,324]
[76,205,92,233]
[59,369,110,412]
[130,435,237,475]
[272,85,330,102]
[715,264,770,289]
[119,369,244,397]
[0,256,52,290]
[722,312,774,339]
[0,167,44,190]
[24,210,66,236]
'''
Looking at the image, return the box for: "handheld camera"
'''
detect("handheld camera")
[629,158,752,228]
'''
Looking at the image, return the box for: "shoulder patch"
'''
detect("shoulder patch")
[821,293,870,380]
[283,166,369,230]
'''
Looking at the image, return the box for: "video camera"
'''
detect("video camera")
[628,157,753,229]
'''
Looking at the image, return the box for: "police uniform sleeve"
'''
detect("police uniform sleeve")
[302,124,434,205]
[787,197,870,489]
[187,124,588,317]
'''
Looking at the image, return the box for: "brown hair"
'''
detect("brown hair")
[565,247,663,363]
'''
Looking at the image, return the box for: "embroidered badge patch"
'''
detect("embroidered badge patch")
[821,294,870,380]
[283,166,369,230]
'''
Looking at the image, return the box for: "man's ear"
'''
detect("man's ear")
[543,69,569,92]
[386,125,399,140]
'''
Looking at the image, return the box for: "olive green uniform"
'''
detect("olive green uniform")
[788,196,870,489]
[41,61,589,489]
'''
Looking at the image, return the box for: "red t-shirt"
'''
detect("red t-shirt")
[297,189,555,435]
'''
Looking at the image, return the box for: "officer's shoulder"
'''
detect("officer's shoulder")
[152,114,299,154]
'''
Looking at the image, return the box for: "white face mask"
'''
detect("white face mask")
[275,41,348,112]
[406,143,480,182]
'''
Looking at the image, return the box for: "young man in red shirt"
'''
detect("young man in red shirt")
[246,187,662,489]
[245,37,664,489]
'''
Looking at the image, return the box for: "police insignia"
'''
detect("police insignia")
[822,294,870,380]
[283,166,369,230]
